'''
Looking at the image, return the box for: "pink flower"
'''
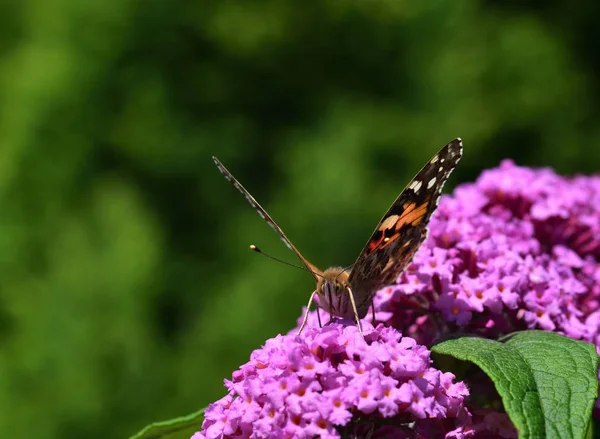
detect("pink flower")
[196,322,469,438]
[292,159,600,427]
[199,160,600,438]
[360,160,600,352]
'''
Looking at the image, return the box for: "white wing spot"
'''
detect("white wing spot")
[430,155,439,164]
[438,166,443,172]
[440,158,445,163]
[381,215,400,229]
[408,180,423,193]
[427,176,437,189]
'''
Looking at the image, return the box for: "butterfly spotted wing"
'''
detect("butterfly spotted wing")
[348,138,463,318]
[212,156,323,282]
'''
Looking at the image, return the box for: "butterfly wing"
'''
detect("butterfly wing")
[348,138,463,317]
[213,157,323,281]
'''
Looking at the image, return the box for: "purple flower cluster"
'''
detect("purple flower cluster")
[194,322,469,438]
[366,160,600,348]
[290,160,600,433]
[197,160,600,439]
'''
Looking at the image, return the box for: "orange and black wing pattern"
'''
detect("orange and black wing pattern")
[348,138,463,317]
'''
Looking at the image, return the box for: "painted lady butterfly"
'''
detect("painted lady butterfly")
[213,138,462,334]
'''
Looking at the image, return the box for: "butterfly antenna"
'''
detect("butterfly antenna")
[250,245,325,279]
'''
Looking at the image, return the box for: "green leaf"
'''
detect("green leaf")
[129,409,204,439]
[432,331,599,439]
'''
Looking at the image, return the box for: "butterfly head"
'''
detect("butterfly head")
[316,267,356,320]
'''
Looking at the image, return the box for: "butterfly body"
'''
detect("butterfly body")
[316,267,355,320]
[213,138,463,334]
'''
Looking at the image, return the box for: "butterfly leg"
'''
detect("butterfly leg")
[371,300,377,327]
[297,289,318,335]
[316,306,323,328]
[346,287,363,336]
[327,289,334,324]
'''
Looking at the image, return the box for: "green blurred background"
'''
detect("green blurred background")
[2,0,600,437]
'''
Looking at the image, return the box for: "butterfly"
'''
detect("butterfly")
[213,138,462,335]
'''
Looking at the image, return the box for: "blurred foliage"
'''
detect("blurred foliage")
[1,0,600,438]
